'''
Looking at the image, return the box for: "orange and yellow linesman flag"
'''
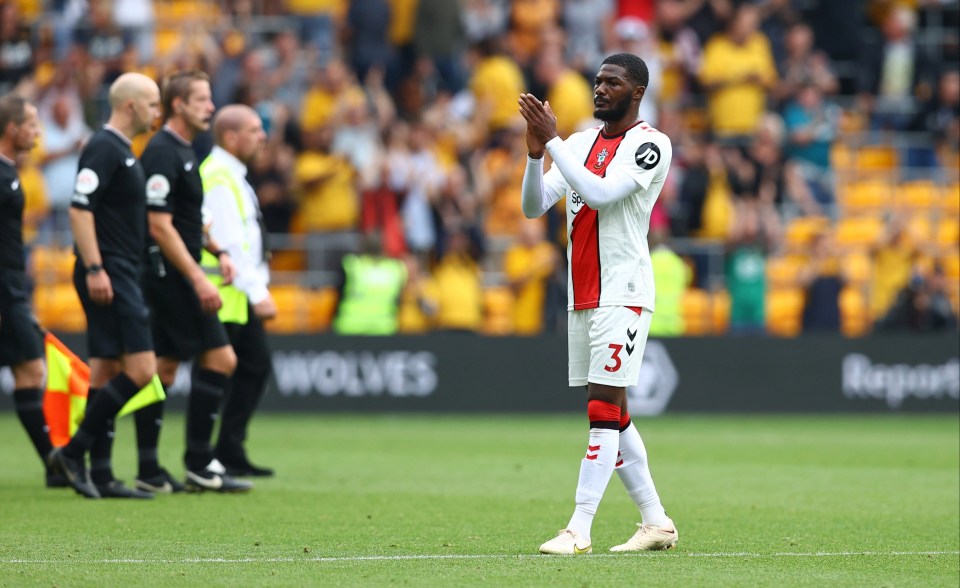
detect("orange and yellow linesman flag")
[42,332,166,447]
[43,332,90,447]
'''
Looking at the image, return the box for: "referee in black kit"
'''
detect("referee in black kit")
[0,94,64,488]
[141,71,251,493]
[48,73,161,499]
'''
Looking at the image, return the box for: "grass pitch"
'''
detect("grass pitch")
[0,413,957,587]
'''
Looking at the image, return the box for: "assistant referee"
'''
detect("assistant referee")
[48,73,162,500]
[141,71,250,493]
[0,93,63,488]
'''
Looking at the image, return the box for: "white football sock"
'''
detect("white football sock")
[566,428,619,543]
[615,421,670,527]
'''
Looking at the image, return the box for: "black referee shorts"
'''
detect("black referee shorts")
[74,256,154,359]
[0,269,43,367]
[144,270,229,361]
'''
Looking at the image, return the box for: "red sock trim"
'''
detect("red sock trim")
[587,399,621,423]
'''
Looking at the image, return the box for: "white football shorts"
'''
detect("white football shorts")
[568,306,652,388]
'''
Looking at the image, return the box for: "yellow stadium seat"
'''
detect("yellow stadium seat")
[943,253,960,281]
[839,286,870,337]
[681,288,711,336]
[854,145,897,170]
[784,216,829,251]
[710,289,730,335]
[842,251,873,285]
[266,285,308,333]
[34,284,85,332]
[838,180,892,211]
[834,216,885,249]
[31,246,75,285]
[766,288,804,337]
[766,255,806,288]
[305,287,339,332]
[942,183,959,215]
[936,217,960,251]
[830,143,853,170]
[482,287,514,336]
[896,181,940,210]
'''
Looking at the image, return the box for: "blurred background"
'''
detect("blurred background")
[2,0,958,343]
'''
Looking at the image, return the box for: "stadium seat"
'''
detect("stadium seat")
[269,249,307,273]
[838,179,892,212]
[482,287,514,336]
[766,255,806,288]
[942,183,959,215]
[710,289,731,334]
[766,288,804,337]
[830,143,852,170]
[935,217,960,251]
[681,288,711,336]
[896,181,940,211]
[30,246,74,285]
[943,253,960,281]
[839,286,870,337]
[784,216,829,252]
[266,285,308,334]
[854,145,897,171]
[34,284,85,332]
[305,287,339,332]
[834,216,885,249]
[842,251,873,286]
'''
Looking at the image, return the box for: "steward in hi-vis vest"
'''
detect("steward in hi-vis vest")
[333,250,407,335]
[199,104,275,478]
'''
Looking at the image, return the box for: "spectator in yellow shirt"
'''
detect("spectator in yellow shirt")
[699,4,777,140]
[504,219,558,335]
[431,229,483,332]
[292,125,359,233]
[533,48,594,139]
[468,38,526,132]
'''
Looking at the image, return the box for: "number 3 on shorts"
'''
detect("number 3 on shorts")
[604,343,623,373]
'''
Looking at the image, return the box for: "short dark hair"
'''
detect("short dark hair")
[0,94,29,136]
[161,70,210,120]
[601,53,649,89]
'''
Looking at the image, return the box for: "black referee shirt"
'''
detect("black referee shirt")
[141,127,204,261]
[70,126,147,265]
[0,154,26,271]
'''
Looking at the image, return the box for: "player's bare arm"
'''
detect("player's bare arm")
[148,210,222,313]
[69,207,112,305]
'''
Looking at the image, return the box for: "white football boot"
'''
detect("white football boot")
[539,529,592,555]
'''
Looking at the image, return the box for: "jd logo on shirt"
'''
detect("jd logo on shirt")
[634,143,660,170]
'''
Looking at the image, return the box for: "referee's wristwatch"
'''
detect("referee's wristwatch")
[86,263,103,275]
[210,249,229,259]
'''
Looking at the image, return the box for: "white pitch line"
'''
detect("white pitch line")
[2,551,958,564]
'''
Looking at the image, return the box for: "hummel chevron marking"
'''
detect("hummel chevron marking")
[627,328,637,341]
[626,343,635,355]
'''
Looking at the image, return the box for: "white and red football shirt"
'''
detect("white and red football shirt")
[542,120,672,311]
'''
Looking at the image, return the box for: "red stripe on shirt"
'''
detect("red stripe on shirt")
[570,131,627,310]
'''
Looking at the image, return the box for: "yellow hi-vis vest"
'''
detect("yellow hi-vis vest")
[333,254,407,335]
[199,156,250,324]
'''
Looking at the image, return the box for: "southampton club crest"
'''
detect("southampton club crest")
[593,147,609,169]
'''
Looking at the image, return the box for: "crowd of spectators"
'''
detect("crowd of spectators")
[1,0,958,336]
